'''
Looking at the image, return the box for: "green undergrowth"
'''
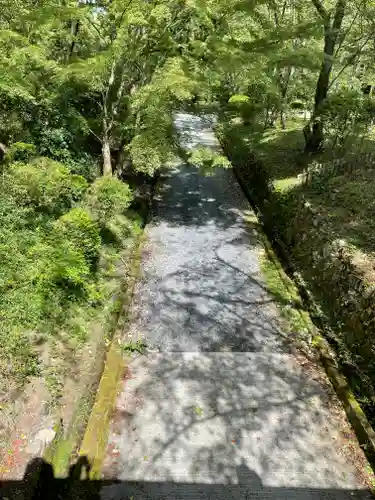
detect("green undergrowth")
[228,118,375,256]
[0,156,142,412]
[259,246,313,342]
[120,339,148,354]
[45,218,145,477]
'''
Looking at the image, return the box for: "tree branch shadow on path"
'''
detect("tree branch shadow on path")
[138,161,307,354]
[98,148,371,494]
[133,232,304,354]
[102,350,368,493]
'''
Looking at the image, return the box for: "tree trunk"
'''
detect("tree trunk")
[278,67,292,130]
[102,131,112,176]
[280,109,286,129]
[69,20,80,60]
[314,35,336,113]
[306,0,346,153]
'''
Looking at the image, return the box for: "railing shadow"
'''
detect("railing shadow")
[0,457,372,500]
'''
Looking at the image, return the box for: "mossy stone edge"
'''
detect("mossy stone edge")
[236,166,375,468]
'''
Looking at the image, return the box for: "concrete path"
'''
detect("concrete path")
[101,115,370,499]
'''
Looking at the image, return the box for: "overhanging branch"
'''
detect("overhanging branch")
[311,0,329,20]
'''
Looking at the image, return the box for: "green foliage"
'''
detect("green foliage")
[53,208,101,266]
[189,147,232,173]
[38,127,74,162]
[0,160,138,399]
[86,177,133,223]
[6,142,36,162]
[127,57,196,173]
[44,239,91,289]
[120,339,147,354]
[10,158,88,215]
[228,94,250,104]
[260,250,311,337]
[65,154,100,182]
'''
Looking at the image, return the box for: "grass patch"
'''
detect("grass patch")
[229,120,305,180]
[273,176,302,192]
[260,248,312,339]
[233,118,375,258]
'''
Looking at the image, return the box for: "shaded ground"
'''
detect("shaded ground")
[0,457,372,500]
[232,119,375,259]
[101,114,371,499]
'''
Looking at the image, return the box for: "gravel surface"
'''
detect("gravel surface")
[101,114,371,500]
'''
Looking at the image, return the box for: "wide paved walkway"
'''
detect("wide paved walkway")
[101,115,370,500]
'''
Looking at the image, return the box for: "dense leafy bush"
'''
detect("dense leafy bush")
[6,142,37,163]
[65,153,100,182]
[10,158,88,215]
[189,147,231,173]
[0,160,101,394]
[53,208,101,266]
[46,241,91,289]
[228,94,257,125]
[86,177,133,223]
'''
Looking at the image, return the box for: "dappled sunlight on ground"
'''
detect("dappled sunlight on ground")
[101,115,370,497]
[103,351,362,490]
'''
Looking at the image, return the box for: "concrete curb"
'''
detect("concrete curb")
[78,340,126,479]
[78,233,145,478]
[316,335,375,463]
[234,166,375,468]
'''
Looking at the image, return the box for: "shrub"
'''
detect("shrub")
[47,241,91,289]
[65,153,100,182]
[86,177,133,223]
[53,207,101,266]
[38,127,72,162]
[228,95,255,125]
[189,147,231,174]
[6,142,37,163]
[10,157,88,215]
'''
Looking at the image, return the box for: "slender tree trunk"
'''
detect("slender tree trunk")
[280,109,287,129]
[69,20,80,60]
[314,35,337,113]
[102,126,112,176]
[306,0,346,153]
[101,61,117,176]
[100,59,130,176]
